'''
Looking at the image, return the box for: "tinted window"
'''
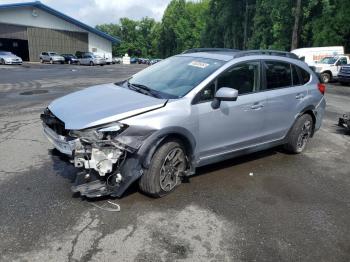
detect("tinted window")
[339,57,347,65]
[292,65,301,86]
[195,82,216,104]
[217,61,260,95]
[299,68,310,84]
[264,61,292,89]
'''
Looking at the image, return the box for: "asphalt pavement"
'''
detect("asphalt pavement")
[0,63,349,262]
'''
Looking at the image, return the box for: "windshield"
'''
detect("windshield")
[0,51,12,55]
[49,52,58,56]
[128,56,225,98]
[319,57,337,64]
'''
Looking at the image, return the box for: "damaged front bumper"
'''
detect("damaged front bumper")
[41,110,154,198]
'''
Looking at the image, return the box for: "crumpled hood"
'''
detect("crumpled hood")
[48,83,167,130]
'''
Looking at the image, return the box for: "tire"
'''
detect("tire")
[284,114,313,154]
[89,61,94,66]
[321,72,331,83]
[1,59,5,65]
[77,61,81,66]
[139,140,187,198]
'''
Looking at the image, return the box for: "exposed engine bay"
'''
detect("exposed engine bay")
[40,108,156,198]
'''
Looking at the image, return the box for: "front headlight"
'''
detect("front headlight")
[69,123,127,142]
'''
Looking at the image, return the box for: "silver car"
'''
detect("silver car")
[77,54,106,66]
[0,51,23,65]
[40,52,65,64]
[41,49,326,198]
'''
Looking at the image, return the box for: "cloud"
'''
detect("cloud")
[0,0,171,26]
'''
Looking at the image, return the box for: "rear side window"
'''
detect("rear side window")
[299,68,310,84]
[264,61,292,89]
[292,65,301,86]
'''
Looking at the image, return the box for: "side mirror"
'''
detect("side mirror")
[211,87,238,109]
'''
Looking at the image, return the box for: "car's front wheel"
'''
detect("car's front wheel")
[139,140,187,197]
[1,59,5,65]
[284,114,313,154]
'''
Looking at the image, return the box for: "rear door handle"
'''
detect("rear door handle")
[250,102,264,110]
[296,93,305,99]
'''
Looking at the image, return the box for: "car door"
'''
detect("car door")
[262,60,309,141]
[193,61,267,163]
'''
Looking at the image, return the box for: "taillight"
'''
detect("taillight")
[318,83,326,95]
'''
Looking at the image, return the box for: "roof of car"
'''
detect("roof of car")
[180,48,299,62]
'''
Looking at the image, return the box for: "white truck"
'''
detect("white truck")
[292,46,349,83]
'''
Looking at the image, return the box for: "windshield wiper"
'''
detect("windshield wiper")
[127,81,161,98]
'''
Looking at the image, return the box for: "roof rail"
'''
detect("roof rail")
[182,48,240,54]
[234,50,299,59]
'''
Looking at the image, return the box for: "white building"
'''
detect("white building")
[0,1,120,61]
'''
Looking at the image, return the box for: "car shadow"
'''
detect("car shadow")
[193,146,281,178]
[48,146,283,201]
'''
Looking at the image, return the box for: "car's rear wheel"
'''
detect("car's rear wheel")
[321,72,331,83]
[77,61,81,66]
[284,114,313,154]
[139,140,187,197]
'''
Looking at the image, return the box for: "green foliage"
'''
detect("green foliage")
[96,0,350,58]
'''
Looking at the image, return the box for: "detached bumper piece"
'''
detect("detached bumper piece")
[338,113,350,131]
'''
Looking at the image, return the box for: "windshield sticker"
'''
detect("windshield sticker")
[188,61,209,69]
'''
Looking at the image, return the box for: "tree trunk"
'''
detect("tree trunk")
[291,0,302,50]
[243,0,249,49]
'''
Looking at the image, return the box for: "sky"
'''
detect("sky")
[0,0,172,26]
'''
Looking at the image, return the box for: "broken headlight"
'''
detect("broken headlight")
[69,123,127,142]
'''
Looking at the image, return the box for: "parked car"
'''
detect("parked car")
[0,51,22,65]
[40,52,65,64]
[77,54,106,66]
[337,64,350,86]
[148,59,162,65]
[41,48,326,198]
[61,54,78,64]
[112,57,121,64]
[130,57,138,64]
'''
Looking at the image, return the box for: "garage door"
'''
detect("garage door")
[0,23,29,61]
[27,28,88,62]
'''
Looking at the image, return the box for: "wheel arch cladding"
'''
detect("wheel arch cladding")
[137,126,196,170]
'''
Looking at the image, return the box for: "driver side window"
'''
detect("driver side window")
[217,61,260,95]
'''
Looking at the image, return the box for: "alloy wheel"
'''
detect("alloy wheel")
[296,120,312,152]
[159,147,186,192]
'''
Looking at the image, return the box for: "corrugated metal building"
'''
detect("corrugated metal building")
[0,1,120,61]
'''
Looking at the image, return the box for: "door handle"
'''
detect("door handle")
[250,102,264,110]
[295,93,305,99]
